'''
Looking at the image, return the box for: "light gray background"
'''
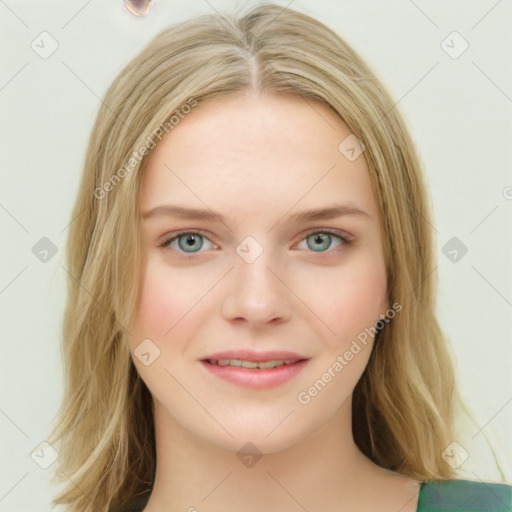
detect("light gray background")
[1,0,511,510]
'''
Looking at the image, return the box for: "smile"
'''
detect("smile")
[200,358,309,389]
[205,358,302,369]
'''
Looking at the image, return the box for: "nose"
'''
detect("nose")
[221,250,293,327]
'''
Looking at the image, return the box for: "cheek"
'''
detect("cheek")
[299,255,387,346]
[138,284,173,337]
[130,261,197,345]
[343,265,387,321]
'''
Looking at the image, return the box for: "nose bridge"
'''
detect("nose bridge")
[221,237,292,324]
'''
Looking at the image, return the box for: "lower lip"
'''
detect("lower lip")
[200,360,309,389]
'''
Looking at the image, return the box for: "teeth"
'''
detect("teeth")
[257,360,284,369]
[212,359,298,369]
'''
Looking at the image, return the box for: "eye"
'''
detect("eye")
[159,229,352,257]
[159,231,216,254]
[295,230,350,254]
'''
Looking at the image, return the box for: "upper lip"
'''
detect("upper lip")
[201,350,309,363]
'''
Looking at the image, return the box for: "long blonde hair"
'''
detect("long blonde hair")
[48,4,462,510]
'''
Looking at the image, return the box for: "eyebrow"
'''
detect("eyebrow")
[142,203,369,226]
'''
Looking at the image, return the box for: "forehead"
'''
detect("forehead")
[139,92,378,224]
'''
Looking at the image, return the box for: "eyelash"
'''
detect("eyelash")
[158,229,353,258]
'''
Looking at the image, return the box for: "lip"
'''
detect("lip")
[199,350,310,390]
[201,349,307,363]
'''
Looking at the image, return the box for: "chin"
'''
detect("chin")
[209,427,307,457]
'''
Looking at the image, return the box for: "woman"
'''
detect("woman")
[48,5,511,512]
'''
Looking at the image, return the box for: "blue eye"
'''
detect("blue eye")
[159,230,350,256]
[302,232,341,252]
[177,233,203,252]
[160,232,215,253]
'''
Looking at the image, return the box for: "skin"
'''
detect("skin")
[129,91,421,512]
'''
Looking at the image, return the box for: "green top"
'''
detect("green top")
[417,479,512,511]
[112,479,512,512]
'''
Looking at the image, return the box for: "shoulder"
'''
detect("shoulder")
[418,479,512,511]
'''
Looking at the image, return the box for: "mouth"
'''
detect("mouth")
[199,356,310,389]
[202,358,306,369]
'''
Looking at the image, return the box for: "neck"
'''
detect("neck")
[142,398,417,512]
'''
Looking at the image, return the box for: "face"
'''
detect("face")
[129,92,388,454]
